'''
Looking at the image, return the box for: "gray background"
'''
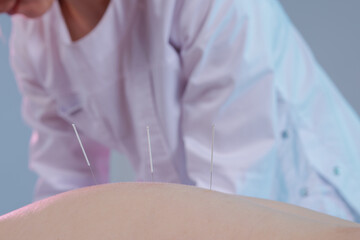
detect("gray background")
[1,0,359,216]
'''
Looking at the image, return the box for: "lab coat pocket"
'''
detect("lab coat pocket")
[55,92,100,135]
[56,92,82,117]
[56,91,115,145]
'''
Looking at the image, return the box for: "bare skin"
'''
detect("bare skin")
[58,0,110,41]
[0,183,359,240]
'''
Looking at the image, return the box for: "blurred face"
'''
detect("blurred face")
[0,0,54,18]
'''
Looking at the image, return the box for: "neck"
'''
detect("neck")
[59,0,110,41]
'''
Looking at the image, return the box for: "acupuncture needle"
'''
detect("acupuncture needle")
[210,124,215,190]
[72,123,98,185]
[146,126,154,182]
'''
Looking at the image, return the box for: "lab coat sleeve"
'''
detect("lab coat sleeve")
[10,19,110,201]
[173,0,280,193]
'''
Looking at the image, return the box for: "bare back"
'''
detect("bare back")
[0,183,359,240]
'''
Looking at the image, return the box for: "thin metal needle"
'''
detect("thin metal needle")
[210,124,215,190]
[72,123,98,185]
[146,126,154,182]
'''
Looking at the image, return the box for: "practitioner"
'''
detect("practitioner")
[1,0,360,222]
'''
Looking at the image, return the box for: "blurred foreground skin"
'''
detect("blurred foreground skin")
[0,183,359,240]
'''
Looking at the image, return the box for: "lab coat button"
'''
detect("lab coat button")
[299,187,308,197]
[281,130,289,139]
[333,166,340,176]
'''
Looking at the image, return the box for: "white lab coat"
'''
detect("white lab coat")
[10,0,360,221]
